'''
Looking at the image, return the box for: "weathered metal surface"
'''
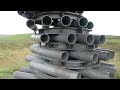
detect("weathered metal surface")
[15,11,116,79]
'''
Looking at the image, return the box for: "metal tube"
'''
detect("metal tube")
[94,35,105,44]
[69,51,98,64]
[50,34,77,44]
[70,17,88,28]
[30,44,69,62]
[13,71,40,79]
[43,28,77,34]
[34,70,60,79]
[93,50,111,61]
[100,62,115,67]
[76,11,84,15]
[46,42,68,49]
[20,67,36,74]
[29,11,42,15]
[29,61,81,79]
[86,21,94,30]
[32,53,43,58]
[35,15,52,28]
[52,15,72,27]
[31,34,50,43]
[25,55,46,63]
[17,11,33,19]
[77,68,111,79]
[26,20,37,31]
[96,49,115,59]
[71,43,95,49]
[94,65,116,77]
[76,34,95,45]
[63,60,84,67]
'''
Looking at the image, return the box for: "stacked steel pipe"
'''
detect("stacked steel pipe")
[13,11,116,79]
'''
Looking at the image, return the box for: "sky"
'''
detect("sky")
[0,11,120,36]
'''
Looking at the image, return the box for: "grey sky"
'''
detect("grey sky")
[0,11,120,36]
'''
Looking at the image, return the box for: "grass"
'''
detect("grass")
[0,34,120,79]
[0,34,33,79]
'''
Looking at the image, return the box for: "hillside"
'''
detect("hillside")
[0,33,33,41]
[0,35,13,38]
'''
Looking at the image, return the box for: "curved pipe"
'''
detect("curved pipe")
[52,15,72,27]
[20,67,35,74]
[29,11,42,15]
[94,65,116,77]
[30,44,69,62]
[26,19,37,31]
[100,62,115,67]
[70,17,88,28]
[13,71,40,79]
[76,34,95,45]
[77,68,111,79]
[97,49,115,59]
[17,11,33,19]
[50,34,77,44]
[29,61,81,79]
[31,34,50,43]
[69,51,98,64]
[86,21,94,29]
[35,15,52,26]
[94,35,106,44]
[94,50,111,61]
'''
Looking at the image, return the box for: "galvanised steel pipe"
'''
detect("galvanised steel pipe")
[69,51,98,64]
[94,65,116,77]
[31,34,50,43]
[94,35,105,44]
[50,34,77,44]
[70,17,88,28]
[77,11,84,15]
[63,60,85,67]
[96,49,115,59]
[86,21,94,30]
[30,44,69,62]
[43,28,77,34]
[29,61,81,79]
[17,11,33,19]
[71,43,95,49]
[52,15,72,27]
[32,53,43,58]
[29,11,42,15]
[21,66,61,79]
[46,42,68,49]
[76,34,95,45]
[25,55,46,63]
[13,71,40,79]
[93,50,111,61]
[26,19,37,31]
[34,70,60,79]
[35,15,52,28]
[20,67,36,74]
[100,62,115,67]
[77,68,111,79]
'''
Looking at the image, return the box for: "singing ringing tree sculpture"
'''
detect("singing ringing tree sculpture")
[13,11,116,79]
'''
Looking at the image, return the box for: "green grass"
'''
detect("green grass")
[0,34,120,79]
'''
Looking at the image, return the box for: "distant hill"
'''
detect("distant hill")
[0,34,13,38]
[0,33,33,41]
[105,35,120,39]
